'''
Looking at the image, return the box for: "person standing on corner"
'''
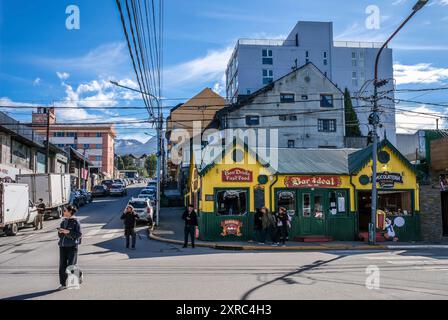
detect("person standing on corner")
[182,204,198,248]
[253,208,264,244]
[121,205,139,250]
[58,205,82,290]
[35,198,46,230]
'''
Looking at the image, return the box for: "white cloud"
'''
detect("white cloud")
[56,72,70,81]
[440,0,448,6]
[396,105,446,133]
[33,78,41,86]
[393,63,448,85]
[392,0,407,5]
[164,47,233,90]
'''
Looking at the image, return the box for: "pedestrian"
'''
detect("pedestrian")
[274,207,290,247]
[121,205,139,250]
[182,204,198,248]
[58,205,82,290]
[267,208,277,243]
[253,208,264,244]
[34,198,45,230]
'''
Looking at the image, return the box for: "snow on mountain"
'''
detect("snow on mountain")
[115,137,157,157]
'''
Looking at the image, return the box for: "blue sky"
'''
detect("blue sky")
[1,0,447,141]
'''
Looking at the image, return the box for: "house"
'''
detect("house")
[226,21,396,145]
[217,62,346,149]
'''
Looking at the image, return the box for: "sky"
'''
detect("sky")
[0,0,448,142]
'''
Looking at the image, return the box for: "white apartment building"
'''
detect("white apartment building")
[226,21,396,145]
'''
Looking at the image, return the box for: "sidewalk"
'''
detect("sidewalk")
[150,208,448,251]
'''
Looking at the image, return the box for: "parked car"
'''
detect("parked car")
[92,185,109,197]
[79,189,93,204]
[127,198,153,224]
[110,184,127,197]
[147,180,157,188]
[102,180,114,191]
[114,179,127,187]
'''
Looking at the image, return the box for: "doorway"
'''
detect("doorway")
[442,192,448,236]
[297,189,326,235]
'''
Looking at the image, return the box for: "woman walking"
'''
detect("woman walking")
[121,205,139,250]
[58,205,82,290]
[275,207,291,247]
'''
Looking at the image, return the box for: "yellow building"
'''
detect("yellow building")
[186,139,420,242]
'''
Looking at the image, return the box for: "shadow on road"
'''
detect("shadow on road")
[2,289,60,300]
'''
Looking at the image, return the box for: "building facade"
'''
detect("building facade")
[0,111,68,181]
[226,21,396,145]
[218,63,346,149]
[32,107,116,178]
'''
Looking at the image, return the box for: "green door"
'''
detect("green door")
[298,189,326,236]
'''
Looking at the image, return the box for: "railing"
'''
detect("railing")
[333,41,385,49]
[0,112,45,147]
[238,39,296,46]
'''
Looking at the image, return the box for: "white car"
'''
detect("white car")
[127,198,154,224]
[110,184,127,196]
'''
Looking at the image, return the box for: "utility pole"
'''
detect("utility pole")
[45,107,51,174]
[369,0,428,245]
[110,80,162,226]
[436,118,439,130]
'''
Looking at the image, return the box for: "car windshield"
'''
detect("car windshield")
[94,186,104,190]
[129,201,147,209]
[141,190,154,194]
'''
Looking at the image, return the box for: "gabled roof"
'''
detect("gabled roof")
[217,62,343,118]
[348,139,415,174]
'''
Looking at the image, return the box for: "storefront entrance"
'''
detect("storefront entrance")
[276,189,327,236]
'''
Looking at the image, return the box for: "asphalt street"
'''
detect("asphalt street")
[0,183,448,300]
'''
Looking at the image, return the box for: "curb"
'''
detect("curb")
[150,233,391,251]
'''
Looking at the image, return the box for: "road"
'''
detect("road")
[0,183,448,300]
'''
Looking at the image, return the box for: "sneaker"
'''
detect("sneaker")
[258,242,265,245]
[271,243,279,247]
[58,285,66,291]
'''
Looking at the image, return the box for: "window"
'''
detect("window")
[280,93,295,103]
[351,51,357,67]
[262,49,273,65]
[66,132,77,138]
[305,51,310,63]
[83,144,89,149]
[323,51,328,65]
[318,119,337,132]
[279,115,288,121]
[352,71,358,87]
[287,140,295,148]
[11,140,31,169]
[278,191,296,215]
[303,193,311,217]
[95,156,102,161]
[96,144,102,149]
[262,69,273,84]
[329,191,347,215]
[216,189,248,216]
[320,94,334,108]
[54,132,64,137]
[245,115,260,126]
[301,95,308,100]
[96,133,102,138]
[289,115,298,121]
[295,34,299,47]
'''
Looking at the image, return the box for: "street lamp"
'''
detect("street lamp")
[369,0,428,245]
[110,80,163,227]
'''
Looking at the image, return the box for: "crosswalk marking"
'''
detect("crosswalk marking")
[101,229,123,239]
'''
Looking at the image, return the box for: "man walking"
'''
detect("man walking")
[121,205,139,250]
[182,204,198,248]
[35,198,45,230]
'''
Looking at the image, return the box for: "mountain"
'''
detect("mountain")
[115,137,158,157]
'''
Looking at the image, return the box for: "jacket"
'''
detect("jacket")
[182,210,198,227]
[37,202,46,215]
[58,218,82,248]
[121,212,139,229]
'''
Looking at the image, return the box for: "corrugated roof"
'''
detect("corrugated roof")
[274,148,358,174]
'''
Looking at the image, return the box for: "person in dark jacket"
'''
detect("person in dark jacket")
[274,207,291,247]
[182,204,198,248]
[58,205,82,290]
[35,198,46,230]
[121,205,139,250]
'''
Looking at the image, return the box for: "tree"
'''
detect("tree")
[344,88,362,137]
[145,154,157,178]
[116,156,125,170]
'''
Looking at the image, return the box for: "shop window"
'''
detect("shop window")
[329,190,347,216]
[302,193,311,217]
[278,191,296,215]
[216,189,248,216]
[314,194,324,219]
[378,191,413,216]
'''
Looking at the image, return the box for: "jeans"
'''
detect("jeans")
[275,226,288,244]
[59,246,78,286]
[184,225,196,247]
[125,228,136,248]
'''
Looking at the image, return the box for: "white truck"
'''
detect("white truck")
[16,173,71,219]
[0,183,38,236]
